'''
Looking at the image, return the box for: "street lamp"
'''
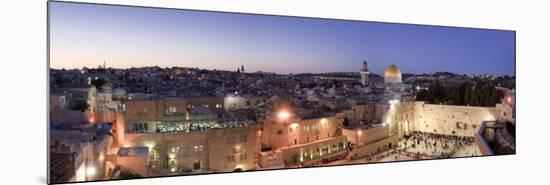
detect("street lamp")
[86,165,96,179]
[278,111,290,120]
[356,130,362,145]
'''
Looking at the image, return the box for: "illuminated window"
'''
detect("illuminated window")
[168,106,177,113]
[194,145,203,152]
[171,147,180,153]
[193,160,201,170]
[149,150,156,160]
[233,146,242,153]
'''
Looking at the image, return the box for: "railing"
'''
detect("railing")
[155,118,255,133]
[125,118,255,133]
[474,122,494,156]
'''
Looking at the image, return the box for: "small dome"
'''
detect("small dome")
[384,64,402,83]
[101,83,112,93]
[113,88,127,99]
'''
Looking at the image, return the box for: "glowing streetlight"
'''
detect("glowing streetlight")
[168,153,176,159]
[144,141,155,150]
[86,166,96,177]
[356,130,362,144]
[278,111,290,120]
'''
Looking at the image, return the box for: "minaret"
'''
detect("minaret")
[360,60,370,86]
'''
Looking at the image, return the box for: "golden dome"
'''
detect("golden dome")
[384,64,402,83]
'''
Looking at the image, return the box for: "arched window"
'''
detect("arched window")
[193,160,201,170]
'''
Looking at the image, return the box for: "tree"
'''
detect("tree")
[91,78,107,88]
[70,100,89,112]
[415,81,504,107]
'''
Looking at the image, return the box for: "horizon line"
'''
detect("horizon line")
[49,66,516,76]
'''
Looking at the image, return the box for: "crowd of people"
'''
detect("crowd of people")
[398,131,475,159]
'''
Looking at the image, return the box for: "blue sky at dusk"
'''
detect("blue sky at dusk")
[49,2,515,75]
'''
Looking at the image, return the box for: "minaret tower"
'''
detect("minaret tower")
[360,60,370,86]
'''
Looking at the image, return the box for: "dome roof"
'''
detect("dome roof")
[113,88,128,99]
[101,83,112,93]
[384,64,402,83]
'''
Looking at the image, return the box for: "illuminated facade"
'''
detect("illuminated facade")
[121,124,261,173]
[109,97,260,174]
[256,113,349,167]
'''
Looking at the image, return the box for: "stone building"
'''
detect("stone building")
[256,113,349,167]
[121,124,261,174]
[110,96,259,175]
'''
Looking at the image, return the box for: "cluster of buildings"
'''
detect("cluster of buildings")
[49,61,515,183]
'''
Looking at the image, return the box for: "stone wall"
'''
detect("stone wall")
[342,125,390,145]
[348,135,398,160]
[410,103,498,136]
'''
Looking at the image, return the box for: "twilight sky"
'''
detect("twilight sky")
[49,2,515,75]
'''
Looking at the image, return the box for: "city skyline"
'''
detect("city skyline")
[50,64,515,76]
[48,2,516,183]
[50,2,515,75]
